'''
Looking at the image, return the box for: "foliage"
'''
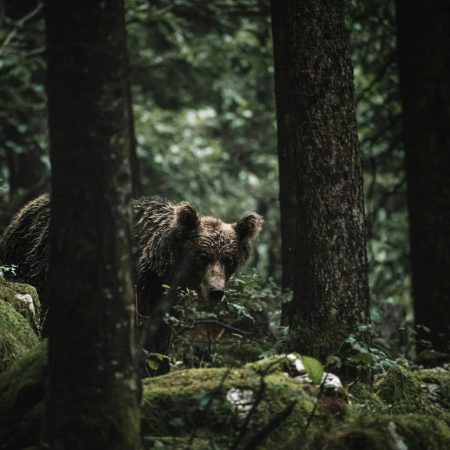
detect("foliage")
[0,3,48,215]
[4,340,450,449]
[160,273,287,369]
[301,356,324,385]
[0,264,16,280]
[349,0,411,314]
[329,324,396,376]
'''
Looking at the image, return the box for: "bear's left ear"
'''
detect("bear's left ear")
[174,202,199,236]
[234,213,263,241]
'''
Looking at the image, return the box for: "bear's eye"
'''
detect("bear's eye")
[222,256,237,271]
[197,252,212,265]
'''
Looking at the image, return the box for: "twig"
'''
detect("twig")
[304,378,325,432]
[186,368,231,450]
[1,2,43,48]
[229,379,266,450]
[356,53,396,104]
[229,360,281,450]
[241,401,296,450]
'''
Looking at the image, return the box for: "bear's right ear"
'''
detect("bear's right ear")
[234,212,263,242]
[174,202,198,236]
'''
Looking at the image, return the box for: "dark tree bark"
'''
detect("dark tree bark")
[396,1,450,352]
[271,0,370,360]
[271,5,297,324]
[43,1,140,448]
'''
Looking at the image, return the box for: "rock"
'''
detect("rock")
[417,350,450,368]
[0,342,47,449]
[0,280,41,372]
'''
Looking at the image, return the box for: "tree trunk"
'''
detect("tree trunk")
[43,1,140,448]
[271,0,370,360]
[271,2,297,325]
[396,1,450,352]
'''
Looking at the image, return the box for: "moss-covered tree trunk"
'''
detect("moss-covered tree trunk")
[396,1,450,352]
[271,0,370,359]
[43,0,140,448]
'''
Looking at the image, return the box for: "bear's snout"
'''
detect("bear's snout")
[209,287,225,302]
[200,260,226,302]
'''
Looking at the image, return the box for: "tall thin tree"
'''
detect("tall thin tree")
[271,0,370,359]
[397,1,450,352]
[44,1,140,448]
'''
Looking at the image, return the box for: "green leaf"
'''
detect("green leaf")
[145,352,169,371]
[348,352,374,366]
[300,356,324,385]
[146,359,160,371]
[326,355,342,369]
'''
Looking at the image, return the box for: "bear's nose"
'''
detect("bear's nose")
[209,288,225,302]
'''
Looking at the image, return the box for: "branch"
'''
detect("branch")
[242,401,296,450]
[1,2,43,49]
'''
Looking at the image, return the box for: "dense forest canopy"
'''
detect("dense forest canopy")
[0,0,409,320]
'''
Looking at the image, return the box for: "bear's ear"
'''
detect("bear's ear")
[174,202,199,236]
[234,213,263,242]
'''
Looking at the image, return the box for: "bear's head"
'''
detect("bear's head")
[172,203,263,303]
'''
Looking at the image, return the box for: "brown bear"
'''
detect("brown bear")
[0,194,263,355]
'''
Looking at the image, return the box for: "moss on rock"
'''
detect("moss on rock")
[348,383,385,414]
[306,414,450,450]
[0,279,41,373]
[0,342,47,450]
[143,435,210,449]
[142,366,315,448]
[0,345,315,449]
[0,300,39,373]
[375,364,424,406]
[0,281,41,332]
[2,343,450,450]
[374,364,450,425]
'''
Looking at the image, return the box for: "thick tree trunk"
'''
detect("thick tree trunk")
[396,1,450,352]
[271,3,297,324]
[44,1,140,448]
[271,0,370,360]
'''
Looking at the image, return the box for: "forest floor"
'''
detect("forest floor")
[1,278,450,449]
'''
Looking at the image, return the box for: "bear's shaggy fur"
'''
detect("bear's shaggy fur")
[0,194,263,321]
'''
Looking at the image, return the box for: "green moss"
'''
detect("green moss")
[3,344,450,450]
[305,415,450,450]
[0,280,41,373]
[0,281,41,334]
[284,322,351,362]
[348,383,385,414]
[438,379,450,410]
[394,414,450,450]
[1,348,313,450]
[244,354,292,375]
[376,365,424,406]
[0,300,39,372]
[143,435,210,449]
[212,339,268,367]
[0,341,47,450]
[142,366,314,448]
